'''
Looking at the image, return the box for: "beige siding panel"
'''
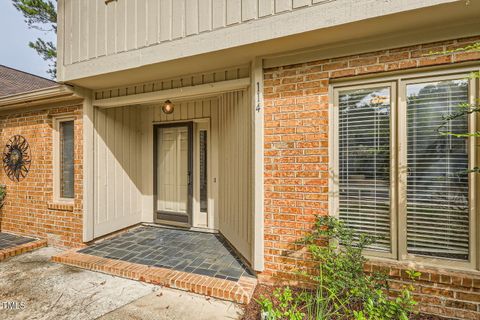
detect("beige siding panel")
[258,0,274,17]
[96,0,106,57]
[160,0,172,42]
[293,0,311,8]
[218,90,252,261]
[126,0,137,50]
[63,0,444,68]
[106,1,116,55]
[147,0,159,45]
[198,0,212,32]
[93,106,142,237]
[186,0,199,36]
[137,0,147,48]
[242,0,258,21]
[226,0,241,25]
[172,0,186,39]
[87,0,97,59]
[212,0,226,29]
[61,0,345,66]
[63,0,72,65]
[116,0,126,52]
[79,0,88,61]
[95,107,107,224]
[275,0,292,13]
[71,0,80,63]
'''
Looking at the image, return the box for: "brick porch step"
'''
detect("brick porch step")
[0,239,48,262]
[52,249,257,304]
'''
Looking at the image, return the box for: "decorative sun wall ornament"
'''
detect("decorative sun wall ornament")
[3,135,31,182]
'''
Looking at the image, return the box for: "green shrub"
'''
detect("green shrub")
[257,216,419,320]
[0,184,6,206]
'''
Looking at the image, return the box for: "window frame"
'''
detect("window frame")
[53,116,76,203]
[332,81,398,260]
[330,68,479,271]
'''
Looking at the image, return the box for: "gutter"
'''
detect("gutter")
[0,85,83,110]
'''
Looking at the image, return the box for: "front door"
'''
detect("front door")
[155,123,193,226]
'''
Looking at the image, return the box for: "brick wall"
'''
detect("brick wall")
[261,36,480,318]
[365,261,480,319]
[0,103,83,248]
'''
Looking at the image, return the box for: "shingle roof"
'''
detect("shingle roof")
[0,65,57,98]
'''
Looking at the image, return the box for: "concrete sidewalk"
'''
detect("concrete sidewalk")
[0,247,243,320]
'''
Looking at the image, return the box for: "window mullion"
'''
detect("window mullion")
[397,79,408,261]
[390,82,399,259]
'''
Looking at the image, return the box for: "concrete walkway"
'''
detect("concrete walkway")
[99,289,243,320]
[0,247,243,320]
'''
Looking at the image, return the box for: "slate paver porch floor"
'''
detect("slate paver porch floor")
[78,226,255,282]
[0,232,35,250]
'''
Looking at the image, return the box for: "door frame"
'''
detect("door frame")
[153,122,194,227]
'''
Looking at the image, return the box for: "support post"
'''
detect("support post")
[251,58,265,271]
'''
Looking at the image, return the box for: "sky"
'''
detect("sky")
[0,0,56,79]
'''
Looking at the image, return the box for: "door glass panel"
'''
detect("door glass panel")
[157,126,189,216]
[338,86,391,251]
[199,130,208,213]
[406,79,469,260]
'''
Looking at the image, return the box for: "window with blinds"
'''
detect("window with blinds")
[406,79,469,260]
[338,86,392,252]
[335,74,474,265]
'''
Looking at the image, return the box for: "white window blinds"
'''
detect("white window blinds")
[338,87,392,252]
[406,79,469,260]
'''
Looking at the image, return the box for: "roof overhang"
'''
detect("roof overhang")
[0,85,83,111]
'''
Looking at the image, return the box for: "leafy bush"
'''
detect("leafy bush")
[0,184,6,207]
[257,216,419,320]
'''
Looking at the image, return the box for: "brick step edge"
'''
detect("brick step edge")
[52,249,257,304]
[0,239,48,262]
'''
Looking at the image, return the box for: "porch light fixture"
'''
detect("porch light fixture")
[162,100,174,114]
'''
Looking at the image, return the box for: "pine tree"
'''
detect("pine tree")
[12,0,57,78]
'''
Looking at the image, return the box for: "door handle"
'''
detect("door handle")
[188,171,192,186]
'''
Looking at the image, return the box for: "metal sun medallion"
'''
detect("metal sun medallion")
[3,135,31,182]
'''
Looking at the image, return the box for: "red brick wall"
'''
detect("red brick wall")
[365,261,480,319]
[261,36,480,318]
[0,103,83,248]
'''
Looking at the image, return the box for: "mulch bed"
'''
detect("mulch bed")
[241,285,450,320]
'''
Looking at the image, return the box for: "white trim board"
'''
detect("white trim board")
[93,78,250,108]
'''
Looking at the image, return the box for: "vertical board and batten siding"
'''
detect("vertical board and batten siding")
[93,106,143,237]
[61,0,327,65]
[137,93,253,261]
[218,91,253,261]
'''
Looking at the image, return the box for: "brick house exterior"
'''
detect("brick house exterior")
[0,66,83,248]
[0,104,83,248]
[1,1,479,318]
[261,36,480,319]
